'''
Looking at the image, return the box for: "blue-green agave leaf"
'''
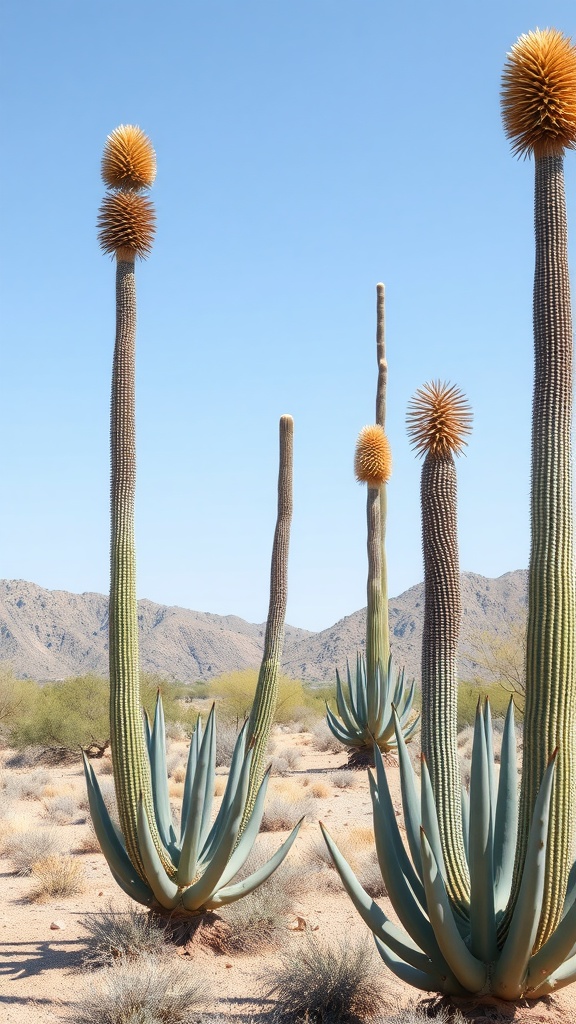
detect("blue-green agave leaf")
[493,751,557,999]
[468,702,497,962]
[420,828,487,993]
[135,795,180,909]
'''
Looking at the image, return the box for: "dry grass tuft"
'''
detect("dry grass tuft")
[311,721,345,753]
[171,764,186,783]
[81,900,168,966]
[42,793,80,824]
[75,820,102,854]
[97,191,156,259]
[261,793,312,832]
[28,854,85,901]
[214,776,227,797]
[168,780,184,799]
[75,951,206,1024]
[309,780,330,799]
[330,771,356,790]
[268,930,382,1024]
[101,124,156,190]
[501,29,576,157]
[5,827,63,875]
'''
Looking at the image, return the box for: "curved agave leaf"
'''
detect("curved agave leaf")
[149,692,178,855]
[420,828,487,993]
[208,818,304,908]
[83,753,154,904]
[493,752,557,999]
[493,699,517,912]
[177,705,217,886]
[468,702,497,962]
[136,795,180,909]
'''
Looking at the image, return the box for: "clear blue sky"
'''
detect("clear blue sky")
[2,1,575,632]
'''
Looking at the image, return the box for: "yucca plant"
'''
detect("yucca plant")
[322,28,576,999]
[92,125,301,915]
[326,286,419,763]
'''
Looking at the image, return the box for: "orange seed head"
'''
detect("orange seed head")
[501,28,576,157]
[354,425,392,487]
[406,381,472,459]
[97,191,156,259]
[101,125,157,189]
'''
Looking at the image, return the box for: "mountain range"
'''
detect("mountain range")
[0,573,527,684]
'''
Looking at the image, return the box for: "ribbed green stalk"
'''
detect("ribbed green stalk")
[365,485,386,686]
[512,154,576,947]
[242,414,293,824]
[421,452,469,905]
[375,282,389,658]
[109,258,173,880]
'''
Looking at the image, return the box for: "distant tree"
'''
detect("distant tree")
[466,617,526,706]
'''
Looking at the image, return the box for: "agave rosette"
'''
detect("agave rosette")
[84,698,302,913]
[322,700,576,998]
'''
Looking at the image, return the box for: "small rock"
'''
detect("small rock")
[98,891,104,896]
[50,920,65,931]
[225,963,233,969]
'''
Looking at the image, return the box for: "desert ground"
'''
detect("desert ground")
[1,725,575,1024]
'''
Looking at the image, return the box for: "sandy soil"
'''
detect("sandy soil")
[1,729,576,1024]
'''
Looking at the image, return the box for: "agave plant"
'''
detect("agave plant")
[93,125,301,913]
[326,286,419,762]
[326,653,419,753]
[84,699,301,912]
[322,702,576,998]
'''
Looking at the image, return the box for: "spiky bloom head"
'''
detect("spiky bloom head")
[97,191,156,260]
[101,125,157,189]
[406,381,472,459]
[501,28,576,157]
[354,425,392,487]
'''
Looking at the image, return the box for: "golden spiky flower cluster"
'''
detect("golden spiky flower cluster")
[406,381,472,459]
[97,191,156,259]
[101,125,157,190]
[501,28,576,157]
[354,425,392,487]
[98,125,156,260]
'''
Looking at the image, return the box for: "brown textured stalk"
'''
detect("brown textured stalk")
[242,415,294,824]
[375,283,389,658]
[109,258,172,879]
[421,452,469,904]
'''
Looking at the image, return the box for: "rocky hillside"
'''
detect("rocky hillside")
[0,573,526,684]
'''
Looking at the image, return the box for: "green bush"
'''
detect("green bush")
[7,672,194,752]
[457,680,515,729]
[208,669,325,725]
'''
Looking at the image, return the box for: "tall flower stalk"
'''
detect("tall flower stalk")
[406,381,472,905]
[97,126,170,879]
[501,28,576,945]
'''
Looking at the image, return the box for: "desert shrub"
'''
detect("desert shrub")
[270,756,291,776]
[28,854,85,901]
[457,681,512,729]
[76,820,102,853]
[209,670,323,725]
[42,793,80,824]
[81,901,168,966]
[0,667,38,738]
[75,952,206,1024]
[164,719,189,742]
[309,780,330,798]
[9,674,109,751]
[330,771,356,790]
[215,718,242,768]
[5,827,63,875]
[261,794,312,832]
[268,931,381,1024]
[383,1007,465,1024]
[311,721,345,753]
[1,768,50,801]
[139,675,194,727]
